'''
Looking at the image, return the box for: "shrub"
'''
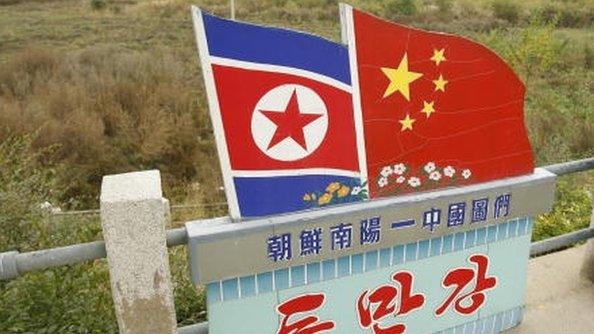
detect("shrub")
[534,178,592,241]
[0,133,61,251]
[0,46,221,209]
[90,0,106,11]
[585,44,593,70]
[479,15,565,78]
[385,0,417,17]
[491,0,520,24]
[435,0,453,14]
[538,1,594,28]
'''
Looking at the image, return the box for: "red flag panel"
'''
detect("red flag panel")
[351,9,534,198]
[212,65,359,172]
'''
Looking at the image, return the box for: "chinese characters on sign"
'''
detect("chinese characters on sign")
[267,194,511,262]
[274,254,497,334]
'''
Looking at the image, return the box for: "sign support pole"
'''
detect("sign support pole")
[230,0,235,20]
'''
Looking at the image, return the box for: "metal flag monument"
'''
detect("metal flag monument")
[187,4,555,334]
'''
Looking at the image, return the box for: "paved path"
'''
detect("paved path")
[508,245,594,334]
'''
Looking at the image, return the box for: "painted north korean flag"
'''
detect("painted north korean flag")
[192,7,364,219]
[341,5,535,199]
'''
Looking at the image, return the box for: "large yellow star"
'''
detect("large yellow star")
[433,74,448,92]
[399,114,415,131]
[381,53,423,101]
[431,48,446,66]
[421,100,436,118]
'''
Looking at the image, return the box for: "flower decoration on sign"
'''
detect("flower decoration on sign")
[375,161,473,196]
[393,163,407,175]
[303,180,369,207]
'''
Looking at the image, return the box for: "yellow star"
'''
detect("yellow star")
[433,74,448,92]
[381,53,423,101]
[431,48,446,66]
[399,114,415,131]
[421,100,436,118]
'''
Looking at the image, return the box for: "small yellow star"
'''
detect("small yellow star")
[431,48,446,66]
[399,114,415,131]
[421,100,436,118]
[381,53,423,101]
[433,74,448,92]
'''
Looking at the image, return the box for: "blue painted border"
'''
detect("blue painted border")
[208,217,533,304]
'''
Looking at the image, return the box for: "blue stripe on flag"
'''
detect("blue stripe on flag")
[202,12,351,85]
[233,174,362,217]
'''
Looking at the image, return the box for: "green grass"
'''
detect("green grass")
[0,0,593,332]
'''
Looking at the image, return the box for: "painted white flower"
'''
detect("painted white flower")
[429,171,442,181]
[443,166,456,178]
[408,177,421,188]
[378,177,389,188]
[424,162,436,173]
[351,186,363,195]
[380,165,393,177]
[462,169,472,179]
[396,176,406,184]
[393,163,407,175]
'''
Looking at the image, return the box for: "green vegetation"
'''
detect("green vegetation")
[0,0,593,332]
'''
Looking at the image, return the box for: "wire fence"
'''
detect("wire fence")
[46,157,594,218]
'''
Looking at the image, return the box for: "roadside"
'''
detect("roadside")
[509,245,594,333]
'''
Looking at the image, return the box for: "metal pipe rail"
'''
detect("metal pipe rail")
[0,227,187,281]
[543,157,594,176]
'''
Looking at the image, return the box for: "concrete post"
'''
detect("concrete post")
[581,193,594,282]
[100,170,177,334]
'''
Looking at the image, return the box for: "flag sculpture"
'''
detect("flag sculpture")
[192,5,534,219]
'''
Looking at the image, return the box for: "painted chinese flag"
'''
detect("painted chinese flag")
[344,7,534,199]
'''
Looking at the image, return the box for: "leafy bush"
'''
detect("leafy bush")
[0,46,221,209]
[0,134,61,251]
[385,0,418,17]
[90,0,106,11]
[491,0,520,24]
[585,44,593,70]
[435,0,453,14]
[480,15,565,78]
[538,1,594,28]
[534,178,592,241]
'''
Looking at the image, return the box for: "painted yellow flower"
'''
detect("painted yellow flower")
[318,193,333,205]
[337,185,350,198]
[326,182,341,193]
[303,193,312,201]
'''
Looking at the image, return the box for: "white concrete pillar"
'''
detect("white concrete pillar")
[581,193,594,282]
[100,170,177,334]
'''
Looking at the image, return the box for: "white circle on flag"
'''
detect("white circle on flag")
[251,84,328,161]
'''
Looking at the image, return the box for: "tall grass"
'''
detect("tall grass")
[0,46,223,208]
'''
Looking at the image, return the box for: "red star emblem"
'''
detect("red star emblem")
[259,89,323,150]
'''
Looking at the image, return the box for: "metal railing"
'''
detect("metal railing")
[1,157,593,334]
